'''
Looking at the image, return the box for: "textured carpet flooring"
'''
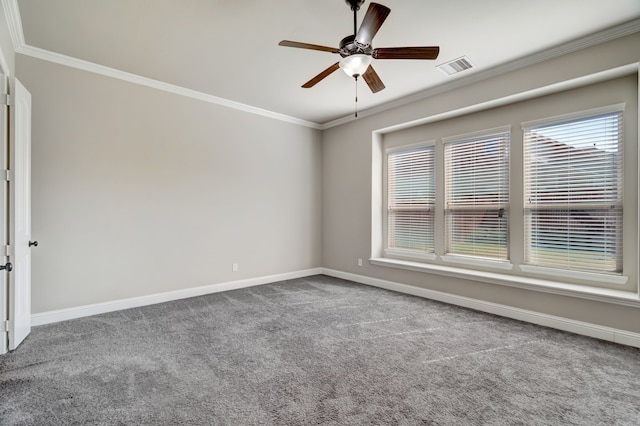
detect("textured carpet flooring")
[1,275,639,425]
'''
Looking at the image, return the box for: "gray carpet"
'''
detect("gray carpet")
[1,275,639,425]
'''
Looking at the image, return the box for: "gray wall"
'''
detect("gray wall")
[17,55,322,313]
[322,33,640,333]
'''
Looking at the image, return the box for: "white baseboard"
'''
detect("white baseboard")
[0,331,7,355]
[31,268,323,326]
[30,267,640,349]
[321,268,640,349]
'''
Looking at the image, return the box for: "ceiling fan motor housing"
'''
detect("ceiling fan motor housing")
[339,35,373,58]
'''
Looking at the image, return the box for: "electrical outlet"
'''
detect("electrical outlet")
[232,263,238,272]
[357,258,363,267]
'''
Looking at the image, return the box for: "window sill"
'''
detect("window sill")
[369,257,640,308]
[441,255,513,270]
[384,248,437,261]
[520,264,628,286]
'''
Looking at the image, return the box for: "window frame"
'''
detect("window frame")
[384,141,437,261]
[521,104,627,284]
[442,126,511,263]
[372,68,639,304]
[376,102,634,291]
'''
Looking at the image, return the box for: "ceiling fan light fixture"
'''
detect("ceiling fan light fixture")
[339,54,372,77]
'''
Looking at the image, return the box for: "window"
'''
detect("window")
[386,143,435,257]
[444,128,510,261]
[375,75,637,295]
[523,107,624,274]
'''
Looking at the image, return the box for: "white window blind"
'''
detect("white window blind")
[387,144,435,255]
[523,108,623,274]
[444,129,510,260]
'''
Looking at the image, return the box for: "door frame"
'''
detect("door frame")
[0,72,7,355]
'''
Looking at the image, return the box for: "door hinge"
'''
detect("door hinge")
[1,170,11,181]
[3,245,13,256]
[3,320,9,333]
[0,94,8,106]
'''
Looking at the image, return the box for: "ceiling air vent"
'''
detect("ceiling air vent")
[437,56,474,76]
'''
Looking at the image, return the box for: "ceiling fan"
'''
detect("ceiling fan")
[279,0,440,94]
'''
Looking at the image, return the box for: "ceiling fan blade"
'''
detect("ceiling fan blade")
[362,65,385,93]
[279,40,339,54]
[355,3,391,46]
[373,46,440,60]
[302,62,341,88]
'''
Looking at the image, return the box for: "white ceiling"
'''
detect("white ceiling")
[13,0,640,125]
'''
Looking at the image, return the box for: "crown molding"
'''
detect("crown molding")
[1,0,24,51]
[18,44,322,129]
[0,0,22,75]
[372,63,638,136]
[3,0,638,130]
[321,18,640,129]
[2,0,322,129]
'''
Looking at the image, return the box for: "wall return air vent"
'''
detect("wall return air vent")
[437,56,474,75]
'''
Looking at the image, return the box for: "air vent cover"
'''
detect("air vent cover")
[437,56,474,75]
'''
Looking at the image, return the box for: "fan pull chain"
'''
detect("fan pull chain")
[354,76,359,118]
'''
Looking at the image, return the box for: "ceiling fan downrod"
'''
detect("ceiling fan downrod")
[353,8,357,36]
[346,0,365,35]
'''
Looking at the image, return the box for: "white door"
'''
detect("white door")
[0,74,7,354]
[8,78,32,350]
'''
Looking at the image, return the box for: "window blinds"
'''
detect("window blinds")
[523,110,623,273]
[387,144,435,254]
[444,130,510,260]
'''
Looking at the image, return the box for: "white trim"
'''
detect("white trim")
[385,142,437,258]
[519,264,628,286]
[442,125,512,145]
[23,265,640,349]
[17,45,322,130]
[368,257,640,307]
[1,0,24,51]
[0,0,321,129]
[371,132,384,257]
[31,268,323,326]
[384,249,436,261]
[0,328,5,355]
[637,70,640,316]
[521,103,626,130]
[321,268,640,348]
[0,0,19,77]
[440,255,514,271]
[2,0,638,129]
[386,139,436,154]
[0,43,9,78]
[373,64,638,136]
[1,0,322,129]
[371,64,639,299]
